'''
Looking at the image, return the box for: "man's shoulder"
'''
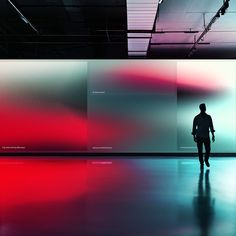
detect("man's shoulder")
[203,114,212,121]
[194,113,212,119]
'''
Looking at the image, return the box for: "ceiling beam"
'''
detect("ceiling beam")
[7,0,39,34]
[187,0,230,57]
[17,4,126,8]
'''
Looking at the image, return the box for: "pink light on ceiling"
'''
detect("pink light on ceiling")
[127,0,159,56]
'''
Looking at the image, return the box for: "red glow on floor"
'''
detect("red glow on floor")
[0,160,87,211]
[0,159,140,212]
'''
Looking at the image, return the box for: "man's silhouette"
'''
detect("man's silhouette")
[192,104,215,169]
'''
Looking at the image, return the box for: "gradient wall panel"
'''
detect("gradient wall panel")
[0,60,87,152]
[88,60,177,152]
[177,60,236,153]
[1,60,236,154]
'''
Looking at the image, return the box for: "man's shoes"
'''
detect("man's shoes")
[205,160,210,167]
[200,164,204,170]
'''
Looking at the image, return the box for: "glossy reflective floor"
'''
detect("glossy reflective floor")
[0,157,235,236]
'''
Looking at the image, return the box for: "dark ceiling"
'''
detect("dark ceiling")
[1,0,236,59]
[0,0,127,58]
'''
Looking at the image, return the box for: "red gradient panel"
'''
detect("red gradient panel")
[0,94,87,152]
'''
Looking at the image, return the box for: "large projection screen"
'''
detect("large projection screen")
[0,60,235,153]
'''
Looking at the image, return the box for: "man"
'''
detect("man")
[192,103,215,169]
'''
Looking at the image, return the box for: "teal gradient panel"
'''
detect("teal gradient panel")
[88,60,177,152]
[177,61,236,153]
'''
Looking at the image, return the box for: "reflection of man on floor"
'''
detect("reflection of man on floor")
[193,170,215,236]
[192,103,215,169]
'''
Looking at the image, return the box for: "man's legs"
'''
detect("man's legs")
[204,138,211,167]
[197,137,204,167]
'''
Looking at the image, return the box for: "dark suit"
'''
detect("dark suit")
[192,113,215,164]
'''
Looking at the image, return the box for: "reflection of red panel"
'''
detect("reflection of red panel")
[0,96,87,151]
[89,114,152,148]
[0,159,144,236]
[0,160,88,211]
[0,159,140,210]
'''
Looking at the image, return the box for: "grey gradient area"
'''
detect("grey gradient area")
[0,60,87,114]
[88,93,177,152]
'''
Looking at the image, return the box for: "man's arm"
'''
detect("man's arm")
[209,116,215,142]
[192,117,197,142]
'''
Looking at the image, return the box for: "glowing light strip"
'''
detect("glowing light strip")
[127,0,159,56]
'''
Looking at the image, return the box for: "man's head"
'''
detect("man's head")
[199,103,206,113]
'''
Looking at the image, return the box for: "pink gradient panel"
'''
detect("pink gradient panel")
[105,64,175,92]
[177,72,224,94]
[104,62,224,94]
